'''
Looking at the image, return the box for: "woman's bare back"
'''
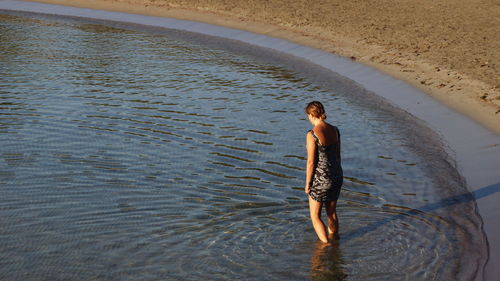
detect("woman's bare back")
[312,123,339,147]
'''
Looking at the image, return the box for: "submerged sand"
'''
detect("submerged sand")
[26,0,500,134]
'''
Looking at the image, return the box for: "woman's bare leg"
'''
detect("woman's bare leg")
[309,196,329,243]
[325,200,339,240]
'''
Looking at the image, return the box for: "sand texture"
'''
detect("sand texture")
[27,0,500,133]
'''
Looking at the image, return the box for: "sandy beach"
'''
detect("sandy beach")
[24,0,500,134]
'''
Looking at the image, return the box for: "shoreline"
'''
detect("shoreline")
[1,0,499,280]
[23,0,500,135]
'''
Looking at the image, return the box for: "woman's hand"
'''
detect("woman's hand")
[305,184,310,194]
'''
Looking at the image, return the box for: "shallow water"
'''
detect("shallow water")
[0,12,486,280]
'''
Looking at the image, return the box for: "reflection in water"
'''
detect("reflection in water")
[311,241,347,281]
[0,11,487,281]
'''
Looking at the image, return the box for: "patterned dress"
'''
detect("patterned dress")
[308,129,343,203]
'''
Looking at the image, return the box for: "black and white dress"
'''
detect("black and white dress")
[308,129,343,203]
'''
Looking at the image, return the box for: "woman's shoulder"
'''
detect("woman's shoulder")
[306,129,316,139]
[319,123,335,133]
[325,122,337,129]
[326,123,340,133]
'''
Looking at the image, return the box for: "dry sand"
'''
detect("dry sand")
[26,0,500,134]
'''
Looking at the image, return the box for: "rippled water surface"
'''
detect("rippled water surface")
[0,12,486,280]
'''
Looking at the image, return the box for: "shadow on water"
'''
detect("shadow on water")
[342,182,500,241]
[311,183,500,279]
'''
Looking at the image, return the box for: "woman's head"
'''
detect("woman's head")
[305,101,327,120]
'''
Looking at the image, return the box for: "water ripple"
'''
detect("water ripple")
[0,12,485,281]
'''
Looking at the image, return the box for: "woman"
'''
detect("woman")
[304,101,343,243]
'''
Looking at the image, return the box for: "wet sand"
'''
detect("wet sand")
[24,0,500,134]
[1,0,500,280]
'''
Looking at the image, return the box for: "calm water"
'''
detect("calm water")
[0,12,486,280]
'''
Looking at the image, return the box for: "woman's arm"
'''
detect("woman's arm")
[305,131,317,194]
